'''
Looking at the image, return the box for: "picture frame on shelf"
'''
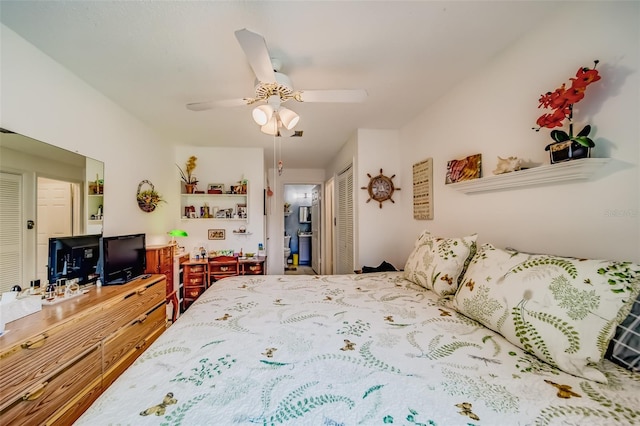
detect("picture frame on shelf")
[184,205,196,218]
[445,153,482,184]
[207,183,225,194]
[236,203,247,219]
[208,229,226,240]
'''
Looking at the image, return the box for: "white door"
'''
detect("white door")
[336,165,354,274]
[323,178,334,275]
[37,177,74,284]
[311,187,321,274]
[0,172,22,292]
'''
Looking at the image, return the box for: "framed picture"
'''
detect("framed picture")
[413,158,433,220]
[216,208,230,218]
[208,229,225,240]
[184,205,196,218]
[207,183,225,194]
[236,203,247,219]
[446,154,482,184]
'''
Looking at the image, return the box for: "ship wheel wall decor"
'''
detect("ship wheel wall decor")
[361,169,400,208]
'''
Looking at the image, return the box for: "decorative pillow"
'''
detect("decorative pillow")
[451,244,640,383]
[403,231,477,297]
[606,291,640,372]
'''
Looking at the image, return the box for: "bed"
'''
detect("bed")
[77,234,640,425]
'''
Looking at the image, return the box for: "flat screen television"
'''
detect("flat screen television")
[97,233,147,285]
[47,234,102,286]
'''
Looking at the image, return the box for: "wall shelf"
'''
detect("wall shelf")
[447,158,610,194]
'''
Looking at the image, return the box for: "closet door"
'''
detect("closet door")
[336,165,354,275]
[311,188,321,274]
[0,172,22,292]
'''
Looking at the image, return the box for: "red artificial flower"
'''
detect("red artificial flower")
[535,60,600,131]
[570,66,601,89]
[538,85,570,110]
[536,108,567,129]
[564,86,586,104]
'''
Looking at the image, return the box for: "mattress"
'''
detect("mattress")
[76,272,640,425]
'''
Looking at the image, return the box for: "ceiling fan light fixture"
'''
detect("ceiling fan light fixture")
[260,115,279,135]
[252,104,274,126]
[278,107,300,130]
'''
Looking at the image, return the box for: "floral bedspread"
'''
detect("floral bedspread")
[76,273,640,425]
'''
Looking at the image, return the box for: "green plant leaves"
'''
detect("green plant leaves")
[550,125,594,147]
[550,130,570,142]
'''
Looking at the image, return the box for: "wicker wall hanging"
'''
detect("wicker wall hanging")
[136,180,164,213]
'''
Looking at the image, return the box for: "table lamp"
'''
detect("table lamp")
[168,229,188,245]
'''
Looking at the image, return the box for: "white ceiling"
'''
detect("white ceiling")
[0,1,563,169]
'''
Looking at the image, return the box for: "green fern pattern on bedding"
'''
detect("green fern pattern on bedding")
[406,332,481,360]
[460,285,502,324]
[75,272,640,425]
[453,243,640,383]
[507,257,578,279]
[160,393,208,426]
[597,261,640,294]
[512,302,556,366]
[170,355,236,386]
[549,275,600,320]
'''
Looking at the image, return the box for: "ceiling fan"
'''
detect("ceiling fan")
[186,28,367,134]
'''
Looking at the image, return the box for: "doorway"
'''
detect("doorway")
[36,177,81,284]
[283,184,320,274]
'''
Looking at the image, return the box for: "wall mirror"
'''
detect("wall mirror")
[0,128,104,291]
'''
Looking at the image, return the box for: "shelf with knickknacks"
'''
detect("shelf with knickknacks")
[88,173,104,224]
[449,60,609,195]
[181,196,248,221]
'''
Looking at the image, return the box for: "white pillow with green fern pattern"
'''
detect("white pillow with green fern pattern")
[403,231,477,297]
[452,243,640,383]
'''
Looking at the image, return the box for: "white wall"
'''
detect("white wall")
[174,146,264,257]
[1,24,175,244]
[355,129,405,269]
[398,2,639,263]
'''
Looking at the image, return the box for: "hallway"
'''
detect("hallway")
[284,265,316,275]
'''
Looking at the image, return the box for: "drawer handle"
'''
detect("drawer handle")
[23,382,48,401]
[135,339,148,350]
[21,333,49,349]
[137,288,148,296]
[134,314,148,324]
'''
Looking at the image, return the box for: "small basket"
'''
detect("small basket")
[137,180,159,213]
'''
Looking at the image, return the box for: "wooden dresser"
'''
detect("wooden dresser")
[0,275,166,425]
[145,244,175,297]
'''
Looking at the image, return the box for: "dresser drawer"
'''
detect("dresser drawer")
[99,279,165,337]
[0,314,104,409]
[0,346,101,426]
[102,318,165,389]
[243,262,263,275]
[184,285,205,300]
[102,301,165,375]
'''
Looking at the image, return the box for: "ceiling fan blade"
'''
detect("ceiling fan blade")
[298,89,368,103]
[186,98,247,111]
[234,28,276,83]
